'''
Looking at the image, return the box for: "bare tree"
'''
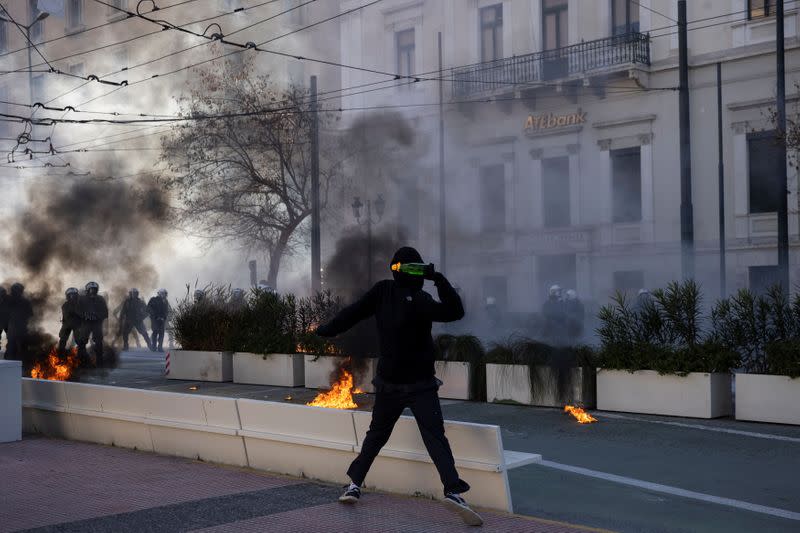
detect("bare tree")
[160,58,344,289]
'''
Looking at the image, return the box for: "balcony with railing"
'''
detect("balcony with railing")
[452,32,650,99]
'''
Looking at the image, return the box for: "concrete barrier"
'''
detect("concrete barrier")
[0,360,22,443]
[435,361,472,400]
[167,350,233,382]
[735,374,800,425]
[233,353,304,387]
[21,378,539,512]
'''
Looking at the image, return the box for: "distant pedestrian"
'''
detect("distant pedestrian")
[77,282,108,367]
[57,288,81,358]
[564,289,585,341]
[119,288,152,351]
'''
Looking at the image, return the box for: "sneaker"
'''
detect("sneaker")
[339,482,361,504]
[443,493,483,526]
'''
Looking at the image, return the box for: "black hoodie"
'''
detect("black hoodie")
[318,247,464,384]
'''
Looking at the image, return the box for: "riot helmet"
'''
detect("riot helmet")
[129,288,139,298]
[85,281,99,296]
[65,287,79,300]
[10,282,24,297]
[157,288,168,298]
[565,289,577,301]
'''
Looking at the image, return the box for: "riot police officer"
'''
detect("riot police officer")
[147,288,170,352]
[77,281,108,367]
[120,288,152,351]
[5,283,32,360]
[57,288,81,358]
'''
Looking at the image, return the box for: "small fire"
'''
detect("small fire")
[307,369,359,409]
[31,345,79,381]
[564,405,597,424]
[296,342,341,355]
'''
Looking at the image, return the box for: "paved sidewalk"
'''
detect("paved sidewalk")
[1,437,607,533]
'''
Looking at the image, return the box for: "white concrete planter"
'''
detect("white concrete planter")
[303,355,377,393]
[167,350,233,382]
[735,373,800,425]
[486,364,595,407]
[0,360,22,442]
[597,369,732,418]
[233,353,304,387]
[435,361,472,400]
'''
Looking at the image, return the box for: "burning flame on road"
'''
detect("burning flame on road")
[31,345,79,381]
[564,405,597,424]
[307,369,359,409]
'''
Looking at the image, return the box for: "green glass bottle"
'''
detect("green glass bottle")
[391,262,434,277]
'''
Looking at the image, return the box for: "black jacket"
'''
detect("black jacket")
[79,295,109,323]
[147,297,169,321]
[319,249,464,384]
[61,299,82,326]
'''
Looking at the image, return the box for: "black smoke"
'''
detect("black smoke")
[1,177,168,371]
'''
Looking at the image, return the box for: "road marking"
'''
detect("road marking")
[598,412,800,443]
[538,460,800,521]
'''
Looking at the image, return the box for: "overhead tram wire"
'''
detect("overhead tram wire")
[0,0,207,61]
[40,0,316,106]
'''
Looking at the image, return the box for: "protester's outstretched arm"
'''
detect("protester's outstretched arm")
[316,282,381,337]
[421,272,465,323]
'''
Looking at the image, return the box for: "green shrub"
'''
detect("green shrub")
[173,286,236,351]
[234,289,295,355]
[597,280,740,375]
[711,285,800,375]
[765,341,800,378]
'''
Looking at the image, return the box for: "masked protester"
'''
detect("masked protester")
[5,283,33,360]
[0,286,8,353]
[77,281,108,367]
[147,289,170,352]
[120,288,152,351]
[57,288,81,358]
[315,247,482,526]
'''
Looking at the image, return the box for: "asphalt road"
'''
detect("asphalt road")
[76,350,800,533]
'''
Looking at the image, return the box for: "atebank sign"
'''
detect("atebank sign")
[524,109,587,133]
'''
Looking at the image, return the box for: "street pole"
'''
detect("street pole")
[366,200,373,287]
[438,31,447,274]
[678,0,695,280]
[776,0,790,292]
[310,75,321,292]
[717,62,726,297]
[27,26,34,107]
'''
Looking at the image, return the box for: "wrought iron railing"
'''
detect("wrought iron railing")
[451,32,650,99]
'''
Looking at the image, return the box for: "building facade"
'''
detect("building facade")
[336,0,800,318]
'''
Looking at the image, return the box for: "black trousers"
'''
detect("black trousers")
[77,321,104,366]
[347,387,469,495]
[151,318,166,350]
[57,320,80,355]
[123,321,151,350]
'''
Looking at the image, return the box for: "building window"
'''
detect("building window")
[396,29,415,78]
[67,0,83,29]
[749,265,780,294]
[748,0,776,19]
[29,0,43,42]
[480,164,506,232]
[542,156,570,228]
[611,147,642,223]
[538,254,577,296]
[613,270,644,291]
[0,22,6,53]
[542,0,568,50]
[69,62,85,76]
[31,74,44,103]
[748,131,783,214]
[482,276,508,310]
[612,0,639,35]
[480,4,503,62]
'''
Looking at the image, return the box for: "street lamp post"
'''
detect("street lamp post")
[352,194,385,287]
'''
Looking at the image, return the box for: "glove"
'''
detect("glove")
[428,270,447,285]
[315,323,336,338]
